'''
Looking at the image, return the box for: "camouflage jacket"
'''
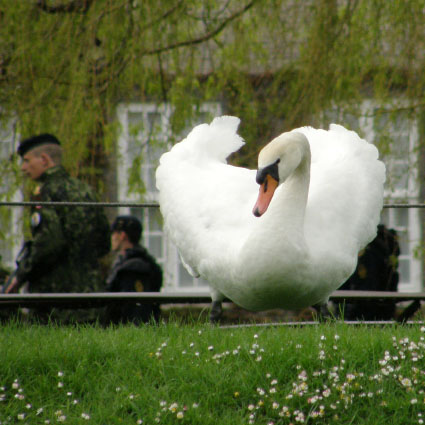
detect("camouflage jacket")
[15,166,111,293]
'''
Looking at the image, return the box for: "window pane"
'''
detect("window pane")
[147,112,161,128]
[148,208,163,231]
[145,143,167,193]
[130,207,144,223]
[128,111,143,128]
[373,110,408,144]
[343,113,361,133]
[147,142,166,163]
[323,109,339,123]
[179,262,194,287]
[373,110,389,131]
[380,208,389,225]
[391,136,409,158]
[393,113,409,132]
[398,259,410,283]
[128,112,144,141]
[147,165,156,193]
[127,112,144,158]
[391,162,409,191]
[396,230,409,256]
[373,109,409,132]
[394,208,409,228]
[148,235,163,259]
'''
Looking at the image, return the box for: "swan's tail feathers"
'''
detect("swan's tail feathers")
[210,115,240,131]
[173,115,245,163]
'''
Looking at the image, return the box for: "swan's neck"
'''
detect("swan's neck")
[236,148,311,286]
[267,147,311,231]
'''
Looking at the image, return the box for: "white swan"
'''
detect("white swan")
[156,116,385,313]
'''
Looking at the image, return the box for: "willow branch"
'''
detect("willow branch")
[140,0,185,32]
[362,102,425,116]
[142,0,259,56]
[335,0,360,39]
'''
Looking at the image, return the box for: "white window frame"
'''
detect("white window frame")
[116,102,221,291]
[361,101,421,292]
[359,100,419,199]
[380,207,421,292]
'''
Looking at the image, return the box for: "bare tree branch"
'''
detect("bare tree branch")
[95,0,260,93]
[142,0,260,56]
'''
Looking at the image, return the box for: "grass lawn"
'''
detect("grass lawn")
[0,320,424,424]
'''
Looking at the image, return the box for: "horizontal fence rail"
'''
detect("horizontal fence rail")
[0,202,424,320]
[0,201,160,208]
[0,290,424,309]
[1,201,425,208]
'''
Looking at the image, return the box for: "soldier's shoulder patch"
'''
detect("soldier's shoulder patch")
[134,280,144,292]
[31,212,42,228]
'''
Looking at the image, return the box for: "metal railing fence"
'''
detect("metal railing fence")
[0,201,424,322]
[0,202,425,208]
[0,290,424,308]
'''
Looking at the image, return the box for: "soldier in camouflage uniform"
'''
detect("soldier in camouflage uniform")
[6,134,110,322]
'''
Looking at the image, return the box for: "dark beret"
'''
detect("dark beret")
[17,133,61,157]
[111,215,142,244]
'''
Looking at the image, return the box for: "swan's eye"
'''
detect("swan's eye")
[256,159,280,185]
[256,168,266,185]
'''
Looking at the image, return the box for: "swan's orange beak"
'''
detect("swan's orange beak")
[253,174,279,217]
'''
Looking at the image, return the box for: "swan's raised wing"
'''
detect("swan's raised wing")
[297,124,385,259]
[156,116,258,277]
